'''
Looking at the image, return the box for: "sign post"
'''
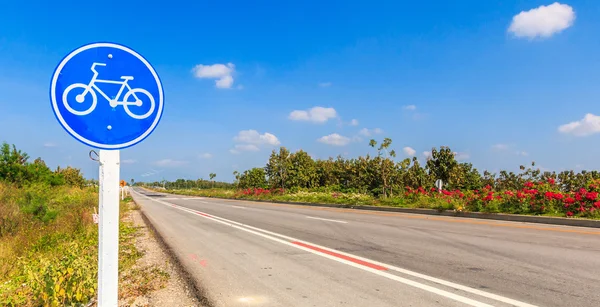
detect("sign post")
[435,179,443,193]
[50,42,164,307]
[120,180,127,200]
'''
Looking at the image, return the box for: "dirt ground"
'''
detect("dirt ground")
[119,207,202,307]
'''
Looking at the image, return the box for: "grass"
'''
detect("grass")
[0,185,168,306]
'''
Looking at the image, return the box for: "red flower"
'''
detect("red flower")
[517,191,526,199]
[485,184,492,190]
[544,191,554,200]
[585,191,599,201]
[566,211,574,217]
[548,178,556,185]
[483,192,494,201]
[505,191,514,196]
[594,201,600,209]
[553,193,564,200]
[564,197,575,204]
[524,182,534,188]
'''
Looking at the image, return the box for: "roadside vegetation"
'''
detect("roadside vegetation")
[142,138,600,219]
[0,142,166,306]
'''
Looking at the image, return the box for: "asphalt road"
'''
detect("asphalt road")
[130,188,600,307]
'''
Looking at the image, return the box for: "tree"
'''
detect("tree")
[55,166,86,188]
[426,146,458,188]
[449,163,482,191]
[287,150,318,188]
[238,168,268,189]
[209,173,216,188]
[265,147,291,189]
[233,171,240,188]
[369,138,396,197]
[403,157,430,189]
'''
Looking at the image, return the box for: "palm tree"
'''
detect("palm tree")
[209,173,216,188]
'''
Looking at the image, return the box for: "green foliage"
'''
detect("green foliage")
[0,142,86,188]
[142,177,234,190]
[0,184,99,306]
[237,168,268,189]
[144,136,600,219]
[426,146,458,186]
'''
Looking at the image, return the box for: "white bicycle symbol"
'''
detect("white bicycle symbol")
[62,62,155,119]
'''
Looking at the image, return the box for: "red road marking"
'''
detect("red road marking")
[194,211,212,217]
[291,241,388,271]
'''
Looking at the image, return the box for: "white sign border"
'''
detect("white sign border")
[50,42,164,150]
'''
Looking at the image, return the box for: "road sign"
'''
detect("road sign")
[435,179,443,192]
[120,180,126,187]
[50,42,164,150]
[50,42,164,307]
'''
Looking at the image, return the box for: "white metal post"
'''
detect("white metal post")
[98,150,120,307]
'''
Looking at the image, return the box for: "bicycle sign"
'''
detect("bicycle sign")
[50,42,164,150]
[63,62,155,119]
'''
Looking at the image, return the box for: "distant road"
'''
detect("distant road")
[131,188,600,307]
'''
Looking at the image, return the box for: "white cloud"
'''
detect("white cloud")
[288,106,337,123]
[491,143,510,151]
[516,151,529,156]
[192,63,235,89]
[229,149,240,155]
[234,130,280,145]
[358,128,383,137]
[121,159,137,164]
[43,142,57,148]
[153,159,188,167]
[558,113,600,137]
[215,75,234,89]
[350,119,359,126]
[453,152,470,161]
[508,3,575,39]
[423,151,432,159]
[318,82,332,87]
[199,153,213,159]
[403,147,416,156]
[403,105,417,111]
[318,133,351,146]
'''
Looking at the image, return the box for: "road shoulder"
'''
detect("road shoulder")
[119,202,204,307]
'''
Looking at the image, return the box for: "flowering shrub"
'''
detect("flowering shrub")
[398,178,600,218]
[162,178,600,219]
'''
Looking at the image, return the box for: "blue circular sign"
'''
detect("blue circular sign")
[50,42,164,150]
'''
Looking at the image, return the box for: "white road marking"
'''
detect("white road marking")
[232,206,246,209]
[306,216,348,224]
[134,190,538,307]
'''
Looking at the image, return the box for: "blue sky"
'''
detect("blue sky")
[1,1,599,182]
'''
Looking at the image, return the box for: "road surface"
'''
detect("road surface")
[130,188,600,307]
